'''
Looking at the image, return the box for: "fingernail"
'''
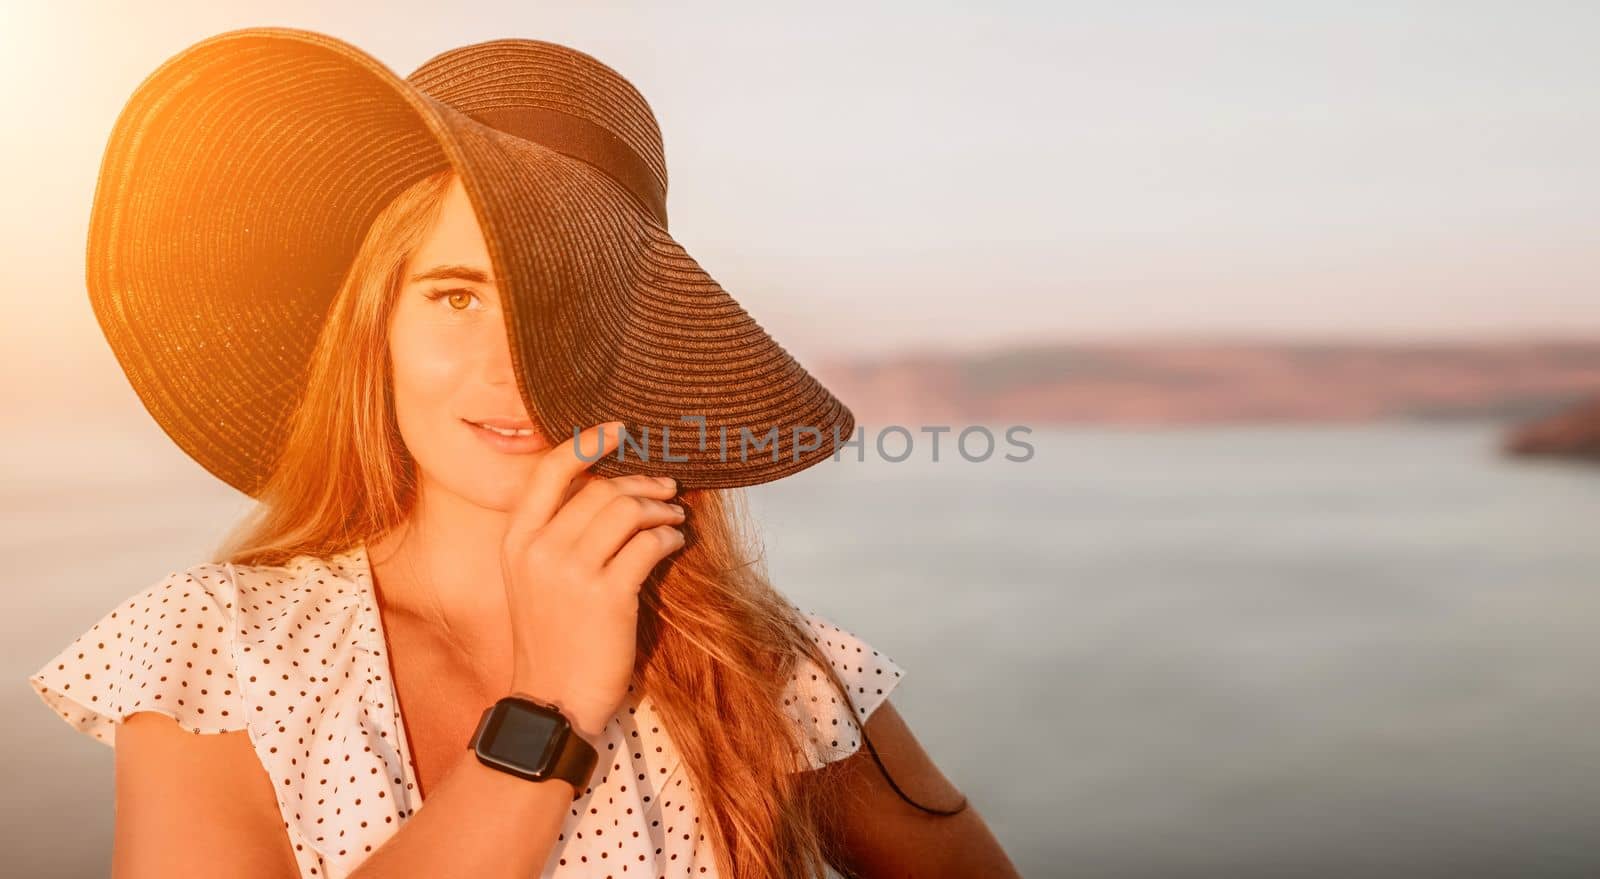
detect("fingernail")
[656,476,676,488]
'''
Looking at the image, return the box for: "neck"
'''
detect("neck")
[367,480,517,694]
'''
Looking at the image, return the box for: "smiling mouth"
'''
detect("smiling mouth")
[462,418,538,437]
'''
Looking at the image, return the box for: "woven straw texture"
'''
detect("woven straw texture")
[87,27,855,495]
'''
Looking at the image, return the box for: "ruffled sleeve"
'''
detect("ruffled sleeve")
[783,606,908,771]
[27,562,246,747]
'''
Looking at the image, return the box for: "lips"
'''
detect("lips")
[463,418,549,454]
[462,418,535,436]
[465,417,537,430]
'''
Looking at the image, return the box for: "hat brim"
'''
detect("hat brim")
[88,26,855,496]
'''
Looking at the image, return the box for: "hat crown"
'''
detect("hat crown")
[406,39,669,225]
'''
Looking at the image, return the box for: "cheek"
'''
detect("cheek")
[388,316,476,465]
[386,312,534,508]
[390,326,469,416]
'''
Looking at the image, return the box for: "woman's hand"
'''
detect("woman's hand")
[499,421,686,744]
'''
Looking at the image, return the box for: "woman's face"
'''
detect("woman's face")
[388,175,554,510]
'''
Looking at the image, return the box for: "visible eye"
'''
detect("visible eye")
[423,287,485,312]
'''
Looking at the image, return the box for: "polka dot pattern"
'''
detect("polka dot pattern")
[27,564,246,745]
[782,607,908,772]
[27,543,906,878]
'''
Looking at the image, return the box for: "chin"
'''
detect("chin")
[417,453,544,513]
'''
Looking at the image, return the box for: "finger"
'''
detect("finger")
[503,420,625,549]
[538,474,679,551]
[571,494,686,570]
[603,524,688,592]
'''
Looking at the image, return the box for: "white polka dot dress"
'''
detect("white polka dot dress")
[27,543,906,878]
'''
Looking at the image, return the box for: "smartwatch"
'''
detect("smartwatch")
[467,694,599,795]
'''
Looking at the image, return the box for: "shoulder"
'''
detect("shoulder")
[27,549,371,749]
[782,604,908,771]
[27,561,248,747]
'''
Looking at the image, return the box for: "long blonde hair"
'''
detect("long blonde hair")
[209,167,868,877]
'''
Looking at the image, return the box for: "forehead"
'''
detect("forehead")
[407,177,495,284]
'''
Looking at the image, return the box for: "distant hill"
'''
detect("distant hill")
[18,336,1600,462]
[1502,394,1600,461]
[814,339,1600,428]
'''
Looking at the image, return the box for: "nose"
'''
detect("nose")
[483,326,519,387]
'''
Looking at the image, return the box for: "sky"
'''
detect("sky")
[1,0,1596,406]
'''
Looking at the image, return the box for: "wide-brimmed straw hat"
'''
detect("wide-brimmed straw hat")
[88,26,855,495]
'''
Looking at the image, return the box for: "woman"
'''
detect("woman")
[28,28,1020,879]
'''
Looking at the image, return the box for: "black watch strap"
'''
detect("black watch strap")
[545,724,599,792]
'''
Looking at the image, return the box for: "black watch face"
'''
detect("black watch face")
[481,701,565,776]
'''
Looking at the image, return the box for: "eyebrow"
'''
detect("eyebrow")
[409,265,498,285]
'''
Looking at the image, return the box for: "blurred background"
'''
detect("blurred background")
[4,2,1599,877]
